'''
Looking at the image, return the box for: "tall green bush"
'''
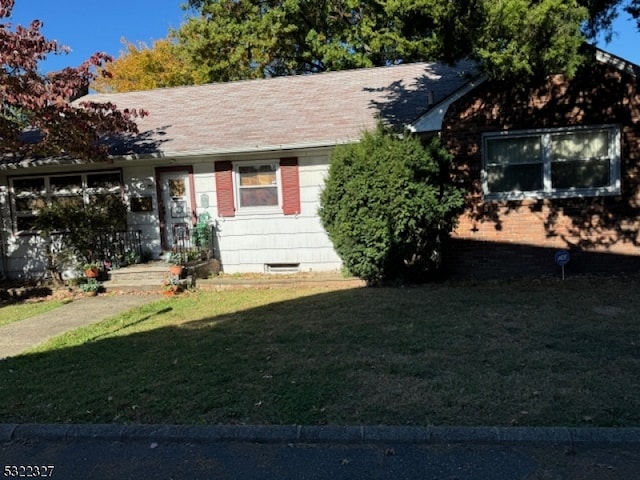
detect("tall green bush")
[319,126,464,285]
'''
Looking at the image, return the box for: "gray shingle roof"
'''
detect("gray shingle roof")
[81,60,479,158]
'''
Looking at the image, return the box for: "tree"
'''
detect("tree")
[178,0,393,81]
[625,0,640,30]
[579,0,640,38]
[319,126,465,285]
[0,0,145,162]
[179,0,634,82]
[91,38,209,93]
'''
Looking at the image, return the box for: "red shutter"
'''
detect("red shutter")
[280,157,300,215]
[214,161,235,217]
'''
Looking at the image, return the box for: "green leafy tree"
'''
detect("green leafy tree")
[319,126,465,285]
[625,0,640,30]
[472,0,588,79]
[179,0,635,82]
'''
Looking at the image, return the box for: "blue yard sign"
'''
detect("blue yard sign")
[554,250,570,279]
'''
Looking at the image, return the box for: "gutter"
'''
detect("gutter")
[0,185,8,280]
[113,139,349,162]
[0,140,352,171]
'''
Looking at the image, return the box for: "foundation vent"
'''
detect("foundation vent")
[265,263,300,273]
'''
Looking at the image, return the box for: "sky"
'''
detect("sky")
[9,0,191,72]
[6,1,640,73]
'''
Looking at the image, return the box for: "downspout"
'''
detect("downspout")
[0,185,8,280]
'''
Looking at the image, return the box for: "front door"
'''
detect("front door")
[157,168,195,250]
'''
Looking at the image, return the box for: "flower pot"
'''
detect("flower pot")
[85,267,99,278]
[169,265,183,277]
[84,290,98,297]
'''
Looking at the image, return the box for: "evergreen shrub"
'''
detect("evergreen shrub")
[319,126,465,285]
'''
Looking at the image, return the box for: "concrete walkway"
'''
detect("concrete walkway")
[0,294,160,360]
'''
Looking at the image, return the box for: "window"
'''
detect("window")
[214,158,300,217]
[10,171,123,232]
[237,163,279,208]
[483,125,620,199]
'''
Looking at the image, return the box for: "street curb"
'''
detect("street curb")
[3,424,640,446]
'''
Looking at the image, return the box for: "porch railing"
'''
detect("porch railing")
[83,225,217,267]
[170,224,217,263]
[91,230,143,267]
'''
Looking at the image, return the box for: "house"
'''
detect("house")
[2,46,638,281]
[440,47,640,278]
[0,60,478,280]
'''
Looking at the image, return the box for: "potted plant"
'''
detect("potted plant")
[168,252,186,277]
[161,276,184,296]
[169,263,184,277]
[80,278,102,296]
[83,262,101,279]
[192,213,212,259]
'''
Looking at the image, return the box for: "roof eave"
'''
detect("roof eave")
[407,74,488,134]
[594,47,640,78]
[114,138,357,161]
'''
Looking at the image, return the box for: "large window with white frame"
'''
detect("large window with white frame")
[10,170,123,232]
[234,162,280,210]
[482,125,621,199]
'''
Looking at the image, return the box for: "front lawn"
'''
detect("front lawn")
[0,276,638,427]
[0,299,67,328]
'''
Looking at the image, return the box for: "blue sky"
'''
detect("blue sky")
[7,1,640,73]
[10,0,191,72]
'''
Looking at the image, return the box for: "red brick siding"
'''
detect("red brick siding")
[441,60,640,278]
[280,157,301,215]
[214,161,235,217]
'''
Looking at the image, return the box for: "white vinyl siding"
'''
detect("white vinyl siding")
[216,154,341,273]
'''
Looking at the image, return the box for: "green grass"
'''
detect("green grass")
[0,299,67,327]
[0,276,639,427]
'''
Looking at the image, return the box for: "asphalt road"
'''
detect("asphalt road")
[3,437,640,480]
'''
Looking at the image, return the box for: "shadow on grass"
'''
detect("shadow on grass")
[90,306,174,342]
[0,281,639,428]
[0,286,53,305]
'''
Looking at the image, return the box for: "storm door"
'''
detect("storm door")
[157,168,196,250]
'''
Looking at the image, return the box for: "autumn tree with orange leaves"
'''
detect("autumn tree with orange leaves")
[92,38,208,93]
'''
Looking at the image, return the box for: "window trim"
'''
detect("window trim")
[232,160,282,214]
[482,125,621,200]
[9,170,124,235]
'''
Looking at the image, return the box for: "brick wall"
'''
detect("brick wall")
[441,56,640,279]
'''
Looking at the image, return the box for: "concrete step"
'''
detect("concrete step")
[107,262,169,285]
[105,260,217,288]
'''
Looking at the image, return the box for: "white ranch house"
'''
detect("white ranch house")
[0,61,479,280]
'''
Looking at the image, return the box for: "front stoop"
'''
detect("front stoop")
[104,261,209,290]
[103,262,169,290]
